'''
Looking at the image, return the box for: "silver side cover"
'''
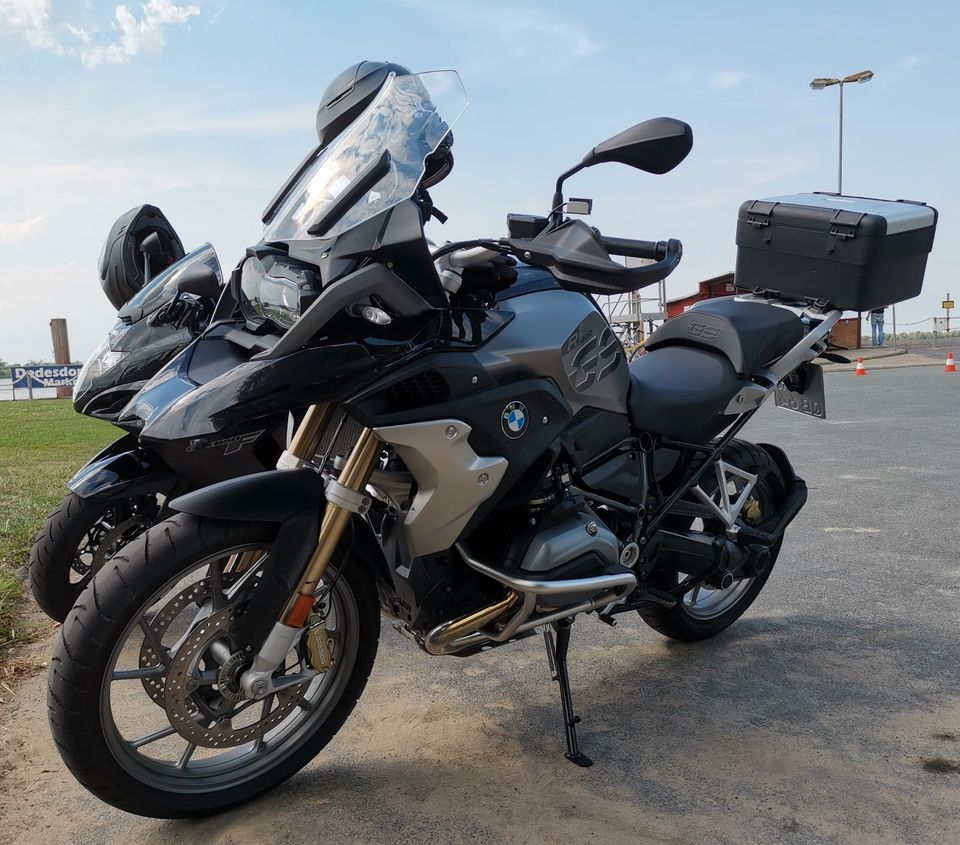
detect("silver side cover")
[373,420,508,558]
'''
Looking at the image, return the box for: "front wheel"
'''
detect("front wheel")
[47,514,380,818]
[638,440,786,642]
[29,491,160,622]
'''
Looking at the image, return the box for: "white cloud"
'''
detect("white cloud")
[710,70,748,91]
[0,215,46,245]
[80,0,200,67]
[0,0,199,67]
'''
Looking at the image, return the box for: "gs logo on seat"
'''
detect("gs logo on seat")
[686,321,721,341]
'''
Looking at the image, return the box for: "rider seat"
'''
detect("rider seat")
[627,346,751,443]
[642,298,803,377]
[627,298,804,442]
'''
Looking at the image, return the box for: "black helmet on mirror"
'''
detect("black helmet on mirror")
[98,204,185,310]
[316,61,454,190]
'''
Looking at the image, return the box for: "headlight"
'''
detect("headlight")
[239,256,312,330]
[75,334,131,394]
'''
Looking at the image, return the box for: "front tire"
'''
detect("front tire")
[29,491,159,622]
[48,514,380,818]
[638,440,786,642]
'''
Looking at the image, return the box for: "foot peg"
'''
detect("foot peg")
[542,618,593,768]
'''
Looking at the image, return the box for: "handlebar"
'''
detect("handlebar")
[504,219,682,294]
[597,235,668,262]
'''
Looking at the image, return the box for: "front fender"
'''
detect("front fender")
[68,442,180,501]
[170,468,389,584]
[169,468,325,522]
[171,468,390,652]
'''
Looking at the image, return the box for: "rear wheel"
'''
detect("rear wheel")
[638,440,786,642]
[47,514,380,818]
[29,491,160,622]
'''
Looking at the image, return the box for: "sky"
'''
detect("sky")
[0,0,957,363]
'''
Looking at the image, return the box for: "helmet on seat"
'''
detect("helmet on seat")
[316,61,454,190]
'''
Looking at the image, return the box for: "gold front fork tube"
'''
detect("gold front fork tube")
[286,402,335,462]
[283,426,382,628]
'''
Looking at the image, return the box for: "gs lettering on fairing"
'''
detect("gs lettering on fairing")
[562,312,623,393]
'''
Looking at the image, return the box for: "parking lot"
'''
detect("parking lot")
[1,364,958,845]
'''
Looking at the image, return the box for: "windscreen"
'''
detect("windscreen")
[263,70,467,243]
[116,243,222,323]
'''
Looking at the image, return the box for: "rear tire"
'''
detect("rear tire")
[638,440,786,642]
[47,514,380,818]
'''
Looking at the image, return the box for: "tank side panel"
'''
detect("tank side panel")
[476,289,630,415]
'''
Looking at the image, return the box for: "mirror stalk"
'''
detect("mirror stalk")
[551,161,587,225]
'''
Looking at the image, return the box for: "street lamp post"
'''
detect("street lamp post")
[809,70,874,194]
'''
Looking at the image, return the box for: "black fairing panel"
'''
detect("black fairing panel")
[628,347,751,443]
[559,408,631,473]
[68,446,181,500]
[73,321,194,419]
[580,451,644,501]
[348,375,573,520]
[644,298,803,376]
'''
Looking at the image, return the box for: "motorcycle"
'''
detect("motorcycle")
[28,234,229,620]
[46,67,936,818]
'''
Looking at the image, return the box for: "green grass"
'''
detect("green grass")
[0,399,115,644]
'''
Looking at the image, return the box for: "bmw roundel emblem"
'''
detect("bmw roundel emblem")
[501,401,528,439]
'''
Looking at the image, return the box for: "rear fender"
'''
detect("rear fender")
[756,442,801,490]
[170,469,390,650]
[68,442,181,501]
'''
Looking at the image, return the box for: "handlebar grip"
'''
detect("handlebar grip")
[599,236,668,261]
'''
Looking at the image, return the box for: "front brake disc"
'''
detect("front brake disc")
[138,574,238,706]
[163,606,310,748]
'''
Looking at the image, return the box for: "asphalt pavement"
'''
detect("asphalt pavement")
[1,366,958,844]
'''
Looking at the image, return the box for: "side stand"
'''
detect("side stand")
[543,617,593,767]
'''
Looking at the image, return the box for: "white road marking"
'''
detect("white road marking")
[822,527,881,534]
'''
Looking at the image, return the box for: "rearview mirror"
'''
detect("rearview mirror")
[583,117,693,175]
[140,231,163,257]
[176,263,220,300]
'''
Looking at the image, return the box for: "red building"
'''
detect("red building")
[665,272,745,318]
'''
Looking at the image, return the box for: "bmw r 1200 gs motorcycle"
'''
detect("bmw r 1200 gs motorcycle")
[47,65,936,818]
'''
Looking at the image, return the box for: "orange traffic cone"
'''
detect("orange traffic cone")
[854,357,867,376]
[946,352,957,373]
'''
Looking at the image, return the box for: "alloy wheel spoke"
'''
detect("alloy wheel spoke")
[130,724,177,749]
[176,742,197,770]
[253,695,276,752]
[139,618,171,665]
[209,561,225,611]
[225,554,268,602]
[113,665,165,681]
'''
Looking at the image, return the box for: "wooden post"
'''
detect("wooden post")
[50,318,71,399]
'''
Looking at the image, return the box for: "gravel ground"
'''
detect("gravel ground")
[1,366,958,844]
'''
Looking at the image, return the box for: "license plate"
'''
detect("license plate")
[775,363,826,419]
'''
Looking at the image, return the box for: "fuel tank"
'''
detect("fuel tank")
[476,288,629,415]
